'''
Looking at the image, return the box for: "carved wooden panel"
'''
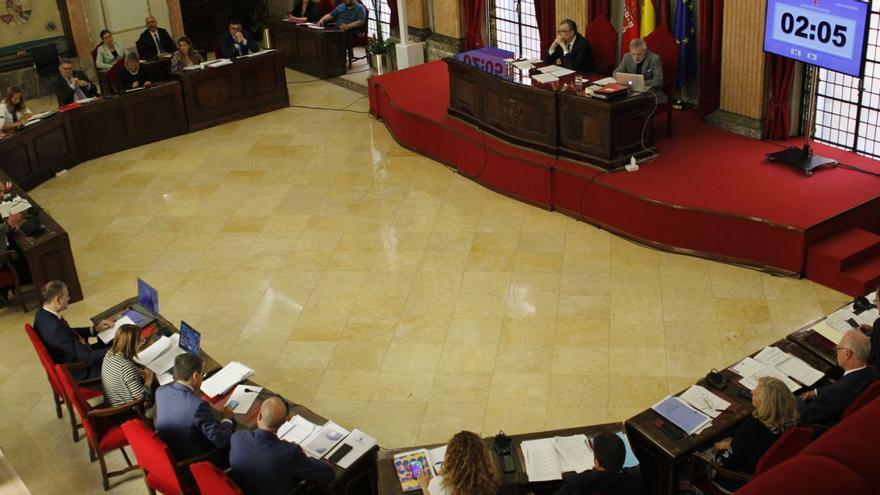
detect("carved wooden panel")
[483,85,557,149]
[76,105,129,159]
[32,122,76,171]
[0,138,33,186]
[272,21,347,78]
[192,73,237,112]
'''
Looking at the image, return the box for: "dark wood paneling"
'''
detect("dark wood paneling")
[173,50,289,131]
[271,20,347,79]
[0,114,79,190]
[446,58,657,170]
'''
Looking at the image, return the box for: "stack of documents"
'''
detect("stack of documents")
[201,361,254,398]
[652,396,712,435]
[325,429,377,468]
[730,346,824,391]
[278,415,320,444]
[97,315,135,344]
[520,434,594,482]
[538,65,575,77]
[0,197,31,218]
[512,60,534,70]
[532,73,559,84]
[301,421,350,459]
[224,385,263,413]
[135,334,186,385]
[30,110,56,120]
[679,385,732,418]
[204,59,233,68]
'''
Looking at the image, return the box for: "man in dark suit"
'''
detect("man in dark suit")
[218,19,259,58]
[615,38,666,103]
[155,353,234,463]
[33,280,113,384]
[230,397,334,495]
[52,59,98,106]
[553,432,641,495]
[545,19,596,73]
[136,15,176,59]
[799,329,880,425]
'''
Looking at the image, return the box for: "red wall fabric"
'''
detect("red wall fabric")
[659,0,670,28]
[698,0,723,117]
[463,0,485,50]
[534,0,557,58]
[588,0,609,21]
[765,54,796,139]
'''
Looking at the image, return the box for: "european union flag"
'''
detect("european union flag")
[674,0,697,87]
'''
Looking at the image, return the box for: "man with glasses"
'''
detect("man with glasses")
[545,19,595,73]
[798,329,879,425]
[52,59,98,106]
[615,38,666,103]
[218,18,260,58]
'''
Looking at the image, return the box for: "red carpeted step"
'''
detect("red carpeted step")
[806,228,880,296]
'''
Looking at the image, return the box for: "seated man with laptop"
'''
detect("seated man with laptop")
[614,38,665,103]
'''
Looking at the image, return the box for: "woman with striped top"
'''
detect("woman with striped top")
[101,324,153,420]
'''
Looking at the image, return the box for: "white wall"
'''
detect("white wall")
[83,0,174,53]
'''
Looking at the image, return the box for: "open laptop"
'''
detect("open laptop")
[179,321,201,355]
[615,72,647,92]
[125,278,159,328]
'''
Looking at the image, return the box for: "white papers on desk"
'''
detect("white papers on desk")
[278,415,320,444]
[238,49,275,58]
[182,64,203,71]
[740,364,800,392]
[512,60,534,70]
[520,435,594,482]
[679,385,732,419]
[30,110,56,120]
[539,65,575,77]
[224,384,262,414]
[0,196,31,218]
[135,334,184,385]
[306,24,325,30]
[325,429,376,468]
[755,346,824,387]
[23,118,42,127]
[78,96,99,104]
[532,73,559,84]
[205,59,233,68]
[201,361,254,398]
[302,421,350,459]
[97,315,135,344]
[427,445,446,473]
[594,76,617,85]
[652,396,712,435]
[730,357,765,378]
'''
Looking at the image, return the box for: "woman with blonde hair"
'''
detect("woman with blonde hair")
[418,430,500,495]
[710,376,798,492]
[101,323,153,421]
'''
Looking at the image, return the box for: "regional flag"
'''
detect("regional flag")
[641,0,656,38]
[673,0,697,87]
[622,0,640,54]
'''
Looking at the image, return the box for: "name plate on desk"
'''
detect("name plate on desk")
[454,47,514,78]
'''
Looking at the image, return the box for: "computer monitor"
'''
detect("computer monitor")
[179,321,201,354]
[137,278,158,315]
[614,72,646,92]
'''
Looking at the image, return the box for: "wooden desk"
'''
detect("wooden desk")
[376,423,624,495]
[271,20,348,78]
[97,57,172,96]
[0,112,80,190]
[173,50,290,131]
[0,168,84,303]
[68,82,188,160]
[93,297,377,495]
[446,57,656,170]
[625,339,835,495]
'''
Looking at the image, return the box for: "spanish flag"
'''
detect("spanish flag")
[641,0,657,38]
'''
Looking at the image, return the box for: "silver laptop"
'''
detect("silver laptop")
[614,72,646,92]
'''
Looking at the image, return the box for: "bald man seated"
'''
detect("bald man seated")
[229,397,335,495]
[136,15,176,59]
[798,329,880,425]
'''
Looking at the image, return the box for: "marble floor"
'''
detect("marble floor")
[0,67,851,493]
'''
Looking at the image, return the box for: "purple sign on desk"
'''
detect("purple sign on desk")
[454,47,514,78]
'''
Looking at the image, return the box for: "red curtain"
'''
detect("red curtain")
[388,0,398,29]
[659,0,670,28]
[588,0,609,21]
[698,0,723,117]
[463,0,485,50]
[765,54,796,139]
[534,0,557,57]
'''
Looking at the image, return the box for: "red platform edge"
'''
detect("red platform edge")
[367,65,880,287]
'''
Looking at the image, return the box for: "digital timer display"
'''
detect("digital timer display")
[763,0,870,77]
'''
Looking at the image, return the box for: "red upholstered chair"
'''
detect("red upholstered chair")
[585,15,618,75]
[55,364,142,490]
[0,251,28,312]
[106,57,125,93]
[91,44,100,64]
[346,1,371,69]
[190,461,243,495]
[24,323,103,442]
[122,419,216,495]
[690,426,814,491]
[644,26,678,137]
[842,380,880,418]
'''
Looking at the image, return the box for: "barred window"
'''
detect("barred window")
[367,0,393,40]
[489,0,541,60]
[813,0,880,159]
